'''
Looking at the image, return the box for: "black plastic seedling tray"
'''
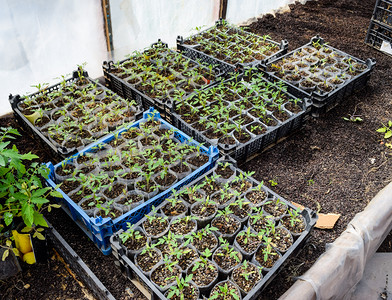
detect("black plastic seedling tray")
[171,71,311,164]
[265,36,376,117]
[110,159,318,300]
[102,40,222,123]
[371,0,392,28]
[365,19,392,56]
[9,70,142,162]
[177,18,288,74]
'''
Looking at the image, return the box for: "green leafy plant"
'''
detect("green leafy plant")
[288,208,302,227]
[268,179,278,187]
[0,127,61,260]
[167,274,194,300]
[210,282,240,300]
[377,120,392,139]
[239,260,257,281]
[119,224,144,244]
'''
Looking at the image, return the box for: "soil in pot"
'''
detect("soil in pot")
[116,193,144,207]
[249,210,274,233]
[235,229,261,255]
[285,101,303,114]
[60,179,80,194]
[233,130,251,143]
[211,191,234,207]
[317,82,334,93]
[95,206,123,219]
[135,248,162,273]
[254,244,280,270]
[273,110,290,122]
[262,198,288,219]
[166,282,199,300]
[246,187,267,206]
[209,280,241,300]
[143,216,169,238]
[103,183,127,200]
[270,227,293,253]
[154,172,177,188]
[212,214,240,236]
[213,243,242,273]
[150,263,181,290]
[215,163,235,179]
[231,179,252,195]
[281,212,306,235]
[189,228,219,255]
[170,162,191,176]
[170,217,197,236]
[119,229,147,251]
[230,200,251,222]
[162,201,187,218]
[246,122,266,135]
[55,163,75,177]
[63,138,83,149]
[174,246,199,272]
[191,201,217,218]
[188,259,218,288]
[232,261,262,294]
[187,154,209,168]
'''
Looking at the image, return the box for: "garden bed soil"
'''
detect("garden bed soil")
[1,0,392,299]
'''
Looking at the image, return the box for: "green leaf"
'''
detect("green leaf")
[21,152,39,160]
[0,141,10,150]
[34,231,45,240]
[389,120,392,127]
[167,290,175,299]
[385,131,392,139]
[21,203,34,228]
[33,211,48,227]
[2,149,22,159]
[34,188,52,198]
[50,190,63,198]
[0,155,5,167]
[377,127,386,133]
[31,197,49,205]
[4,212,13,226]
[21,226,32,233]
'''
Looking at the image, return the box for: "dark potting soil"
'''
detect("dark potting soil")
[0,248,94,300]
[1,0,392,299]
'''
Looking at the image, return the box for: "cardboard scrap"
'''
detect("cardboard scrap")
[315,213,341,229]
[291,202,341,229]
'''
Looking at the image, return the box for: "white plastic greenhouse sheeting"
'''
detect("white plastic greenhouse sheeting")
[279,182,392,300]
[0,0,311,117]
[109,0,220,61]
[0,0,107,117]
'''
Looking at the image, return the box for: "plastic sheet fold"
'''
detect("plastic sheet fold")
[280,182,392,300]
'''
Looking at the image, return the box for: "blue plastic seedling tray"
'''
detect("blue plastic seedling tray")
[45,108,219,254]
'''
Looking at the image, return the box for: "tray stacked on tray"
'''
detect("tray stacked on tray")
[110,159,317,299]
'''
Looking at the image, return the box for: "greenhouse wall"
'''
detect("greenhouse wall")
[0,0,107,117]
[0,0,311,117]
